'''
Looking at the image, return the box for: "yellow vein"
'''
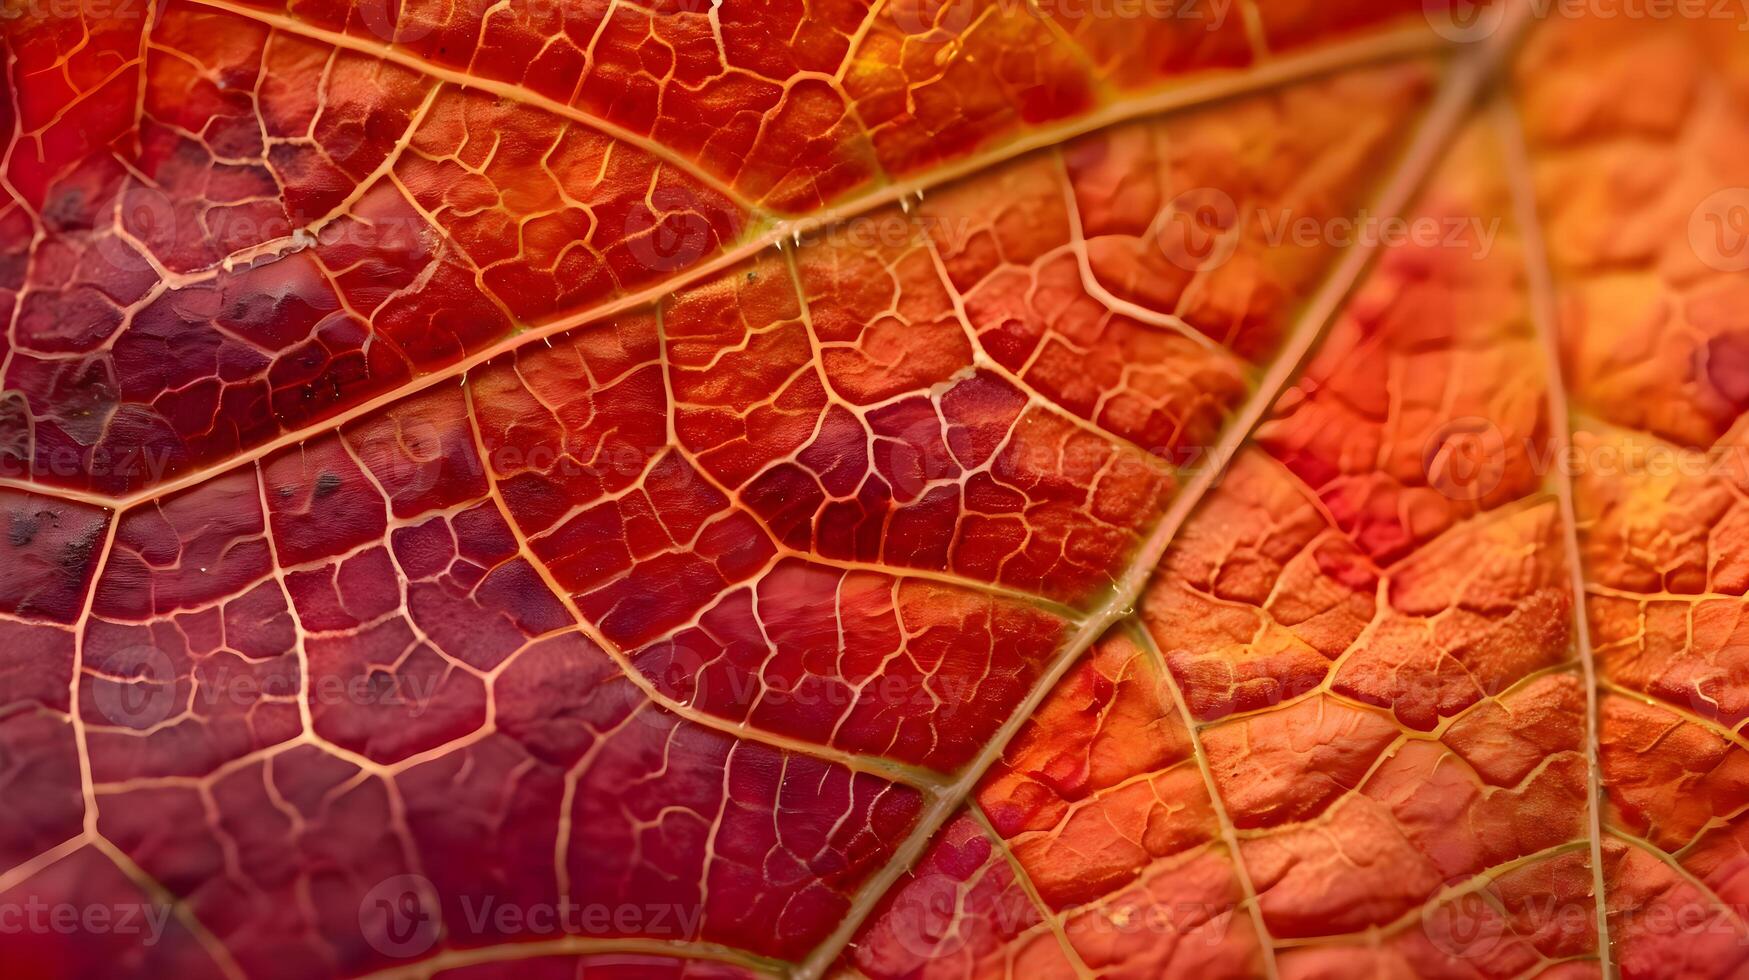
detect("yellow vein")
[1493,94,1614,978]
[356,936,791,979]
[455,381,946,789]
[65,512,120,842]
[1130,621,1279,980]
[1267,840,1592,949]
[180,0,756,211]
[790,8,1534,976]
[966,803,1096,979]
[89,834,249,980]
[0,21,1452,514]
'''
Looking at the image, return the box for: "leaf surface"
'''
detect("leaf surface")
[3,1,1745,978]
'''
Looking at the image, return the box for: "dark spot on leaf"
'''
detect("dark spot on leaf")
[7,512,39,548]
[1706,330,1749,409]
[41,187,87,232]
[314,472,342,498]
[58,521,100,582]
[365,670,398,703]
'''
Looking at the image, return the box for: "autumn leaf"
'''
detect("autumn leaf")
[2,0,1747,977]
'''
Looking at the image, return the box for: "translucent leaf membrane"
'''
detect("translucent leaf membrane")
[1511,7,1749,979]
[848,107,1605,980]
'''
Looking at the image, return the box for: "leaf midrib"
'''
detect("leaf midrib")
[793,11,1538,975]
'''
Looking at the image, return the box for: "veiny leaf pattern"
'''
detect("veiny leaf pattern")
[3,0,1747,977]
